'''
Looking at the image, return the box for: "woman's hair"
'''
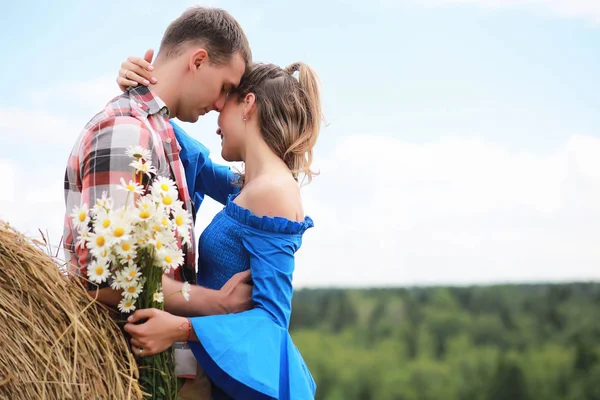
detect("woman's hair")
[232,62,323,184]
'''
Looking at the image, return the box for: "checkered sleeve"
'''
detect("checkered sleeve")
[74,117,168,289]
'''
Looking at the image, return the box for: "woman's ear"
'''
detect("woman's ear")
[242,93,256,120]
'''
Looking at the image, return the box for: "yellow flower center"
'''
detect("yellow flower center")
[152,225,162,232]
[161,219,169,227]
[175,216,183,226]
[164,255,173,263]
[114,227,125,237]
[161,183,169,191]
[95,266,104,275]
[128,270,137,277]
[102,219,110,229]
[125,301,132,308]
[156,241,162,250]
[78,212,86,222]
[126,184,135,191]
[122,243,131,251]
[139,210,150,219]
[163,196,173,206]
[96,236,105,247]
[127,286,136,294]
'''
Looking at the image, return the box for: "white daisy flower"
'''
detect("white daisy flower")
[118,297,137,313]
[125,145,152,161]
[158,247,184,273]
[151,177,179,208]
[130,223,151,247]
[115,238,136,263]
[152,176,178,197]
[87,259,111,284]
[130,158,157,178]
[118,177,145,196]
[94,208,113,232]
[105,211,132,242]
[70,203,90,230]
[110,272,128,290]
[178,229,192,248]
[123,281,144,299]
[86,231,111,259]
[150,213,176,233]
[75,225,90,250]
[121,265,142,286]
[153,291,164,304]
[172,206,192,235]
[181,282,191,302]
[135,197,158,222]
[149,230,176,253]
[92,191,113,215]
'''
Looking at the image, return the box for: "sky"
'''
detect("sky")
[1,0,599,287]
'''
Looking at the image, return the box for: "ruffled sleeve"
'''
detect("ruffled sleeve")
[171,121,236,211]
[225,195,314,235]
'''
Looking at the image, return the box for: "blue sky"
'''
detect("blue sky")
[1,0,600,286]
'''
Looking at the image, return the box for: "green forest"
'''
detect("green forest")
[289,283,600,400]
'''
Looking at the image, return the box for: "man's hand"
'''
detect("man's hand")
[162,271,253,317]
[218,270,253,314]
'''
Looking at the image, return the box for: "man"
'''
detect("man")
[63,7,253,399]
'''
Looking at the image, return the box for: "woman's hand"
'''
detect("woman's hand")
[116,48,158,92]
[123,308,188,357]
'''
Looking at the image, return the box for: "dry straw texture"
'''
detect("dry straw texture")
[0,222,143,399]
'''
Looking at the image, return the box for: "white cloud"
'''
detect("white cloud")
[411,0,600,22]
[1,76,121,151]
[0,107,83,147]
[0,160,65,256]
[293,133,600,287]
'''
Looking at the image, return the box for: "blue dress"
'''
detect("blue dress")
[171,122,317,400]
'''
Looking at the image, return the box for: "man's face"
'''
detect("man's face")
[178,51,245,123]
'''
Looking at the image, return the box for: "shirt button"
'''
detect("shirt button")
[137,102,143,108]
[166,138,172,144]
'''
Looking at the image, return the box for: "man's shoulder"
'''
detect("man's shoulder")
[79,93,152,142]
[83,92,136,129]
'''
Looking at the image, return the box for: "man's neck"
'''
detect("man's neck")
[148,62,182,118]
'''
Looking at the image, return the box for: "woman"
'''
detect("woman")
[120,56,322,400]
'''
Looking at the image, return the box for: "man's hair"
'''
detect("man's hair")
[159,7,251,67]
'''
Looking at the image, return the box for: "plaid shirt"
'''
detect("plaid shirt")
[63,86,196,289]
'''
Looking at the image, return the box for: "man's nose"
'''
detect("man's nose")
[213,94,227,112]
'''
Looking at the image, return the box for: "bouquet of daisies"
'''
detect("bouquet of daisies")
[70,145,193,399]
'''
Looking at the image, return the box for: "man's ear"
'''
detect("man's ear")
[190,48,208,71]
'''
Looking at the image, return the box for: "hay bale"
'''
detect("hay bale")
[0,222,143,399]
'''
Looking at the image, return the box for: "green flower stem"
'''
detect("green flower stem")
[136,248,179,399]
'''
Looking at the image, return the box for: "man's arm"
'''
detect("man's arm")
[76,120,167,303]
[162,270,252,316]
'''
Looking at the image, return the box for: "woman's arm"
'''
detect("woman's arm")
[171,121,236,207]
[124,308,198,357]
[116,49,156,92]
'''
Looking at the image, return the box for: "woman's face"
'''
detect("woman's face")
[216,94,249,162]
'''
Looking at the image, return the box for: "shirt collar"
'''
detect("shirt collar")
[128,85,170,117]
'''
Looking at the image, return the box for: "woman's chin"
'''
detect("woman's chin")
[221,149,239,163]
